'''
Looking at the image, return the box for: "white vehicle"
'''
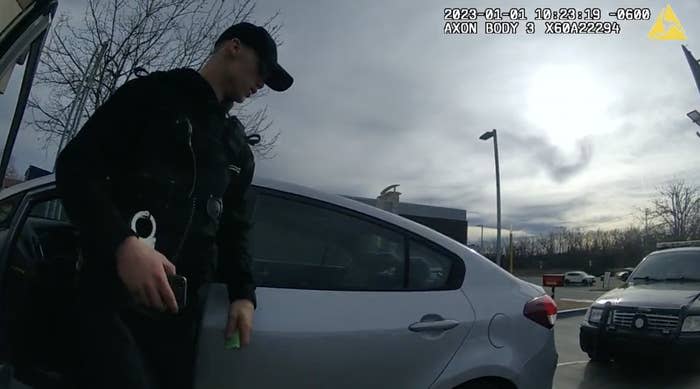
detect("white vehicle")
[564,271,596,286]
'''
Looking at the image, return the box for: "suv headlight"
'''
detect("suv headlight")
[682,316,700,332]
[586,307,604,323]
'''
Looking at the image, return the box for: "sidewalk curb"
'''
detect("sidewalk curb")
[558,308,588,318]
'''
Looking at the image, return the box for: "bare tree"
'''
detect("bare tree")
[632,206,663,248]
[28,0,282,159]
[651,180,700,240]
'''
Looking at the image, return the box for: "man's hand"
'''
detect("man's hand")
[225,299,254,347]
[115,236,179,313]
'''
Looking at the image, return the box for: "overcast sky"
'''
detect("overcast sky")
[2,0,700,244]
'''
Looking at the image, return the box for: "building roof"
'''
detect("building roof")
[343,195,466,222]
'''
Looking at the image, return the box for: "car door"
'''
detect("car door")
[0,0,57,385]
[0,191,25,360]
[0,186,82,387]
[195,187,474,389]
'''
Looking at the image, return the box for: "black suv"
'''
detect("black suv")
[579,247,700,362]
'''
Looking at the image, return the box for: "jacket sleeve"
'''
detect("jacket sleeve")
[217,154,257,308]
[54,76,156,263]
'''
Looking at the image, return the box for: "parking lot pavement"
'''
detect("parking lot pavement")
[554,316,700,389]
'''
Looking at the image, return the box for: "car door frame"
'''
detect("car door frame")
[249,186,472,384]
[197,185,472,389]
[0,181,56,286]
[0,0,58,186]
[0,180,56,384]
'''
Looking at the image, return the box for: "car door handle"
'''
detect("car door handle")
[409,319,459,332]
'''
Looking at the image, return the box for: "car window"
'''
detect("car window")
[6,195,80,287]
[28,198,69,222]
[0,57,27,188]
[249,192,405,290]
[1,2,55,189]
[0,194,21,229]
[2,194,82,367]
[632,251,700,280]
[408,238,455,290]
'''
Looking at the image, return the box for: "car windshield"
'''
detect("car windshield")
[631,251,700,282]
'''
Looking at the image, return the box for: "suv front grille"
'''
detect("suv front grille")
[612,310,679,332]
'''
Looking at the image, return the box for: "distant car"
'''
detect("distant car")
[598,268,635,281]
[564,271,596,286]
[580,248,700,363]
[616,267,636,281]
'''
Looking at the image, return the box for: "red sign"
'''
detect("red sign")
[542,274,564,287]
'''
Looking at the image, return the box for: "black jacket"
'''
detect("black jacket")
[54,68,257,308]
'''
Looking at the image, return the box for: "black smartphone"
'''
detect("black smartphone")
[167,274,187,309]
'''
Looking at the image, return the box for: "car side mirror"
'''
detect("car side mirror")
[620,273,629,282]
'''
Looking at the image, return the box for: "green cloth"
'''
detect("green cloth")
[225,331,240,349]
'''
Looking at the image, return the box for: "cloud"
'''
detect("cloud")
[4,0,700,238]
[507,133,594,183]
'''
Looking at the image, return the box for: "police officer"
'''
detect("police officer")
[54,22,292,389]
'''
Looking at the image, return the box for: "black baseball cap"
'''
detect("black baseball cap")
[215,22,293,92]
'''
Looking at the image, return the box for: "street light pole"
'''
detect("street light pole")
[480,129,502,267]
[465,211,469,245]
[509,225,514,274]
[478,224,484,250]
[493,131,502,267]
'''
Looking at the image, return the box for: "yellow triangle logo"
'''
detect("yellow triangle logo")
[648,4,687,40]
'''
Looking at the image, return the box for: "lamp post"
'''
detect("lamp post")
[682,46,700,139]
[477,224,484,252]
[465,210,469,245]
[480,129,502,267]
[509,225,514,274]
[686,110,700,138]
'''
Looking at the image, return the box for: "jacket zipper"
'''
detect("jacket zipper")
[171,118,197,265]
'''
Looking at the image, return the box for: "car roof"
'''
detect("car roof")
[649,247,700,255]
[0,173,54,198]
[0,174,470,255]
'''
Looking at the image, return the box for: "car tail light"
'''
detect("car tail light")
[523,295,557,329]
